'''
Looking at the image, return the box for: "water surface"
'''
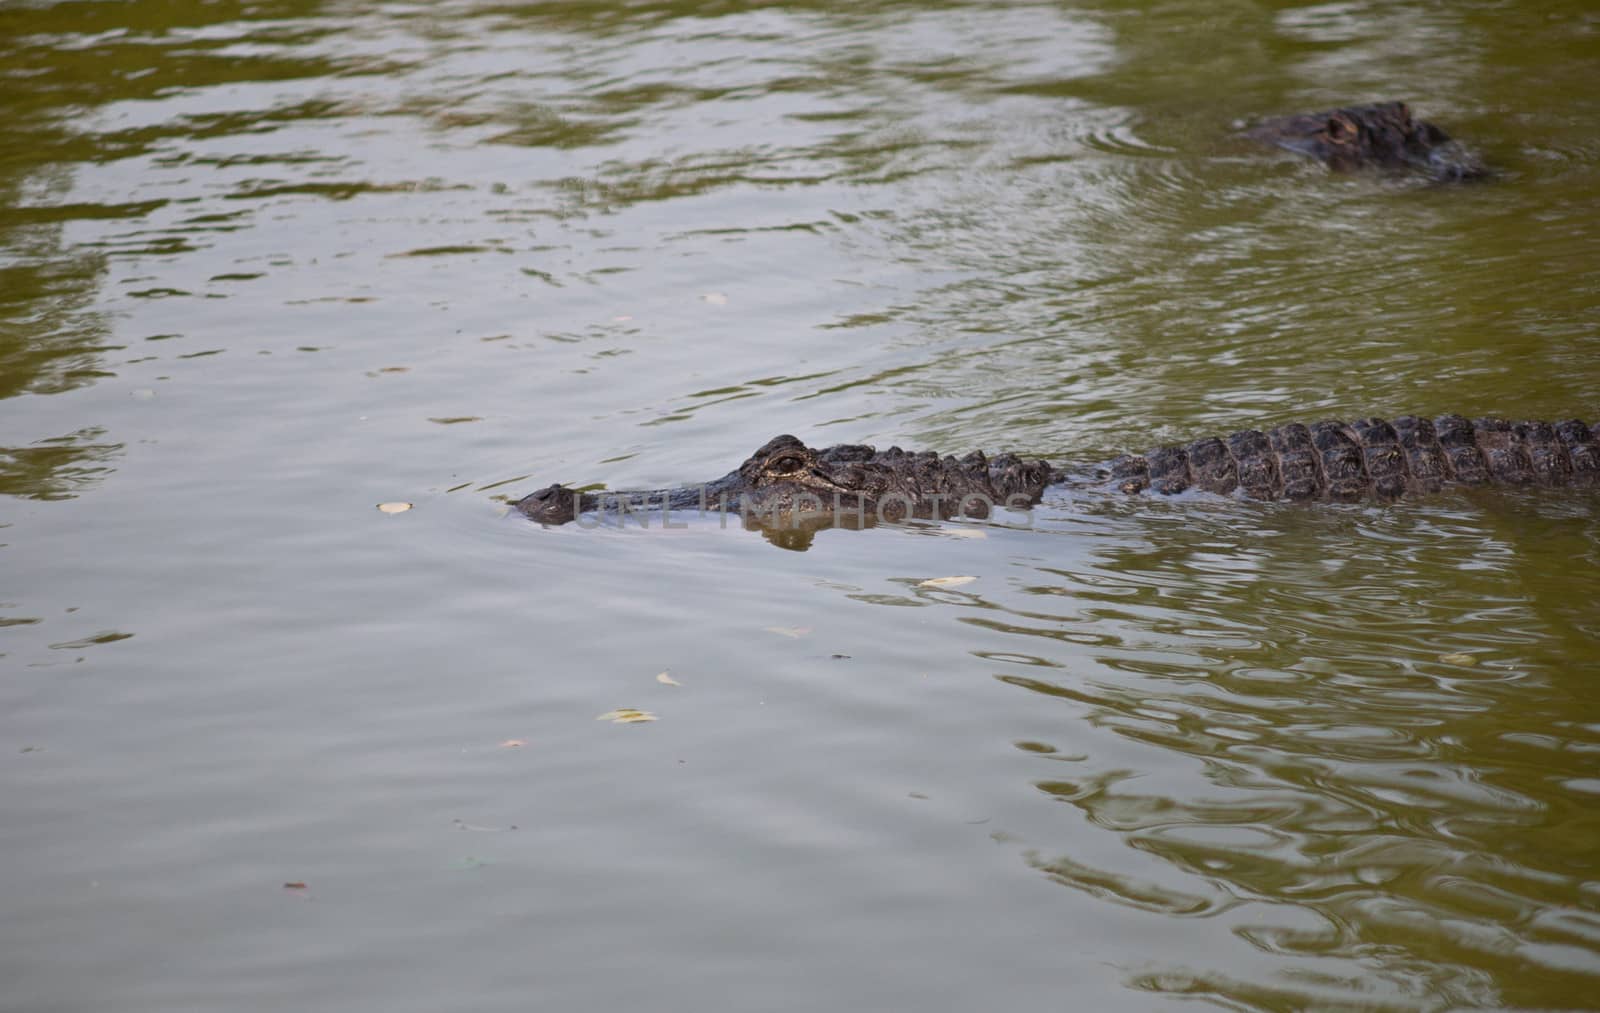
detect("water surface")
[3,2,1599,1010]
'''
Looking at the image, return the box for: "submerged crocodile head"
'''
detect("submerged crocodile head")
[516,434,1055,527]
[1245,101,1486,181]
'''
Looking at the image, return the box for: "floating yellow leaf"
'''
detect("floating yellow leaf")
[597,709,657,723]
[1439,652,1478,666]
[377,502,412,514]
[919,576,976,589]
[656,672,680,687]
[764,626,812,638]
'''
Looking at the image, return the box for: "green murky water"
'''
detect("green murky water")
[3,2,1598,1009]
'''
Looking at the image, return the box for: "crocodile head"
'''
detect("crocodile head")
[1246,101,1486,181]
[516,482,582,525]
[517,434,1055,527]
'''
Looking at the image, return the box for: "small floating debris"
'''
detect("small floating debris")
[764,626,812,638]
[452,818,518,833]
[1438,652,1478,666]
[656,672,680,687]
[597,708,657,724]
[499,739,526,748]
[376,502,412,514]
[919,576,977,589]
[283,881,307,890]
[701,292,729,305]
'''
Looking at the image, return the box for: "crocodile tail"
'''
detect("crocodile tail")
[1108,416,1600,501]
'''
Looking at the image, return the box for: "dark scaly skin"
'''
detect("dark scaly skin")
[1244,101,1487,181]
[1105,415,1599,502]
[517,416,1599,526]
[516,434,1054,525]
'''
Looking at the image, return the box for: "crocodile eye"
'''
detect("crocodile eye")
[1326,115,1353,142]
[767,454,806,475]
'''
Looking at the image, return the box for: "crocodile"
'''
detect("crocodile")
[517,414,1600,527]
[1244,101,1487,181]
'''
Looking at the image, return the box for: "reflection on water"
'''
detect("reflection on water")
[2,0,1599,1010]
[984,494,1600,1006]
[0,0,348,497]
[0,426,122,500]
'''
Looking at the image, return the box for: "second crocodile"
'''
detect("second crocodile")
[1244,101,1487,181]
